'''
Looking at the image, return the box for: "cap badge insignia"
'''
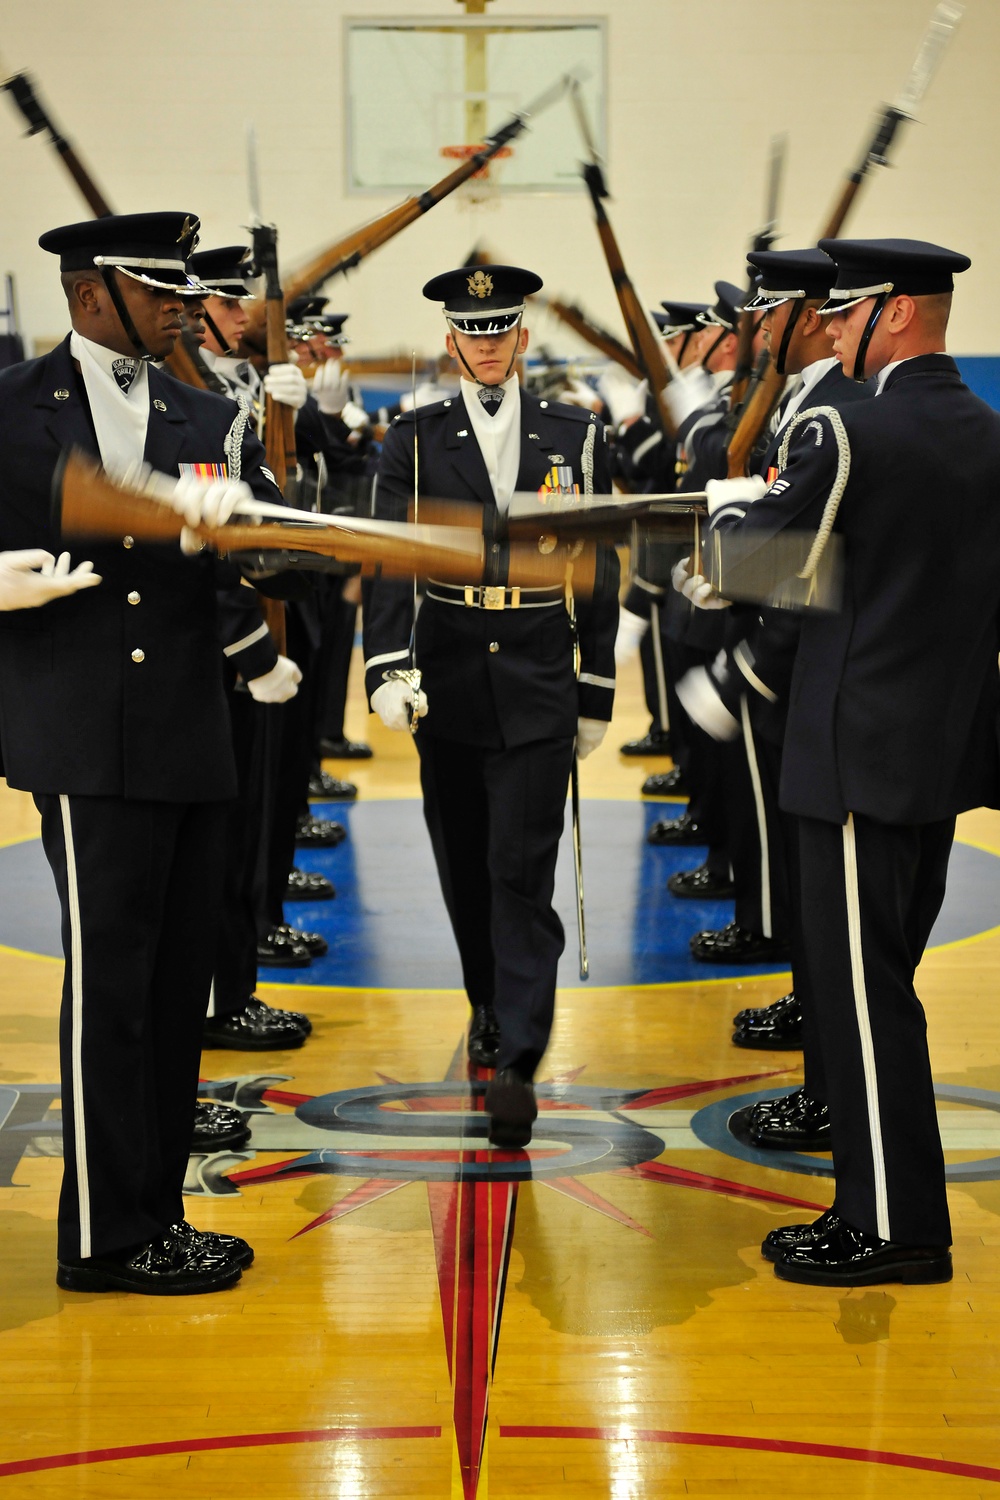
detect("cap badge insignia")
[177,215,198,244]
[467,270,493,299]
[112,356,140,395]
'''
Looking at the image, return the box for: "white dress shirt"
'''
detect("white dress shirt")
[460,374,521,513]
[69,330,150,480]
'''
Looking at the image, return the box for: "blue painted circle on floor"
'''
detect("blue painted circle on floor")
[1,800,997,991]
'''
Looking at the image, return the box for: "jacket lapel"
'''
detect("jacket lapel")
[143,365,189,477]
[515,390,572,492]
[38,336,99,457]
[442,391,495,504]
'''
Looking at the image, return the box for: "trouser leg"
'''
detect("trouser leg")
[211,686,260,1017]
[729,710,790,939]
[797,811,954,1245]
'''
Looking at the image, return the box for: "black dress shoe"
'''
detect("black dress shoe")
[774,1218,953,1286]
[271,922,328,958]
[320,737,373,760]
[729,1087,832,1151]
[192,1100,251,1154]
[168,1221,255,1269]
[248,992,312,1034]
[667,863,736,899]
[308,770,358,800]
[286,868,336,902]
[620,728,672,757]
[57,1228,243,1295]
[485,1069,537,1149]
[732,991,803,1049]
[690,921,790,964]
[761,1208,840,1264]
[295,816,347,848]
[641,766,689,797]
[468,1004,500,1068]
[203,998,307,1051]
[647,812,705,846]
[256,927,313,968]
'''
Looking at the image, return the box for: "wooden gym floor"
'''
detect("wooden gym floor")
[1,655,999,1498]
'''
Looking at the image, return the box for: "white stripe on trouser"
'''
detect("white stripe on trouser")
[649,602,669,732]
[206,977,216,1019]
[59,795,91,1259]
[842,812,890,1239]
[739,696,771,937]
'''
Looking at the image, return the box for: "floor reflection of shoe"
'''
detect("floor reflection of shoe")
[619,728,672,757]
[308,770,358,800]
[320,737,373,760]
[285,868,336,902]
[485,1069,537,1148]
[774,1218,952,1287]
[56,1227,245,1295]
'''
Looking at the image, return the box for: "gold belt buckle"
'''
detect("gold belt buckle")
[464,586,475,607]
[483,586,505,611]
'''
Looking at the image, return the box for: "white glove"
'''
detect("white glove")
[682,572,731,610]
[559,376,602,412]
[676,659,740,742]
[597,365,648,427]
[170,474,251,530]
[340,399,369,431]
[576,718,608,759]
[614,606,650,665]
[311,358,350,415]
[664,365,715,427]
[263,361,308,411]
[246,654,302,704]
[705,475,768,515]
[671,555,693,595]
[0,549,102,611]
[371,677,429,731]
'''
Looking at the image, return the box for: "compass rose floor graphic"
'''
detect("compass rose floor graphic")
[2,792,1000,1496]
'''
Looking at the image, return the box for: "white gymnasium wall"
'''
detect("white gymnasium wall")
[1,0,996,358]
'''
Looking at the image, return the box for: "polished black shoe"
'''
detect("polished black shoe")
[690,921,790,964]
[485,1069,537,1149]
[732,992,803,1049]
[468,1004,500,1068]
[192,1100,251,1154]
[620,728,672,757]
[641,766,689,797]
[774,1218,953,1286]
[256,927,313,968]
[271,922,328,959]
[203,998,307,1051]
[248,992,312,1034]
[308,770,358,800]
[286,868,336,902]
[57,1228,243,1295]
[320,736,373,760]
[761,1208,841,1264]
[667,863,735,899]
[729,1087,832,1151]
[295,816,347,848]
[647,812,704,846]
[167,1220,255,1270]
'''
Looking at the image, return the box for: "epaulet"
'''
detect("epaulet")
[534,399,601,425]
[391,396,456,426]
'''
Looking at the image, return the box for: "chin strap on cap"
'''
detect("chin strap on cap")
[852,293,890,383]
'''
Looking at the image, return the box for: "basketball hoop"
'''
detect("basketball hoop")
[440,143,513,210]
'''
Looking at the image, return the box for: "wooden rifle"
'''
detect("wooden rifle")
[0,68,215,392]
[729,134,786,414]
[568,79,676,439]
[241,73,575,352]
[726,0,964,477]
[532,293,642,380]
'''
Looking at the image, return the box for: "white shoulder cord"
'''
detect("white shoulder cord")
[582,418,596,497]
[777,403,851,583]
[224,395,252,483]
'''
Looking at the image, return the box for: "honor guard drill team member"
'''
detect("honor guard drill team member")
[0,212,288,1294]
[702,238,1000,1286]
[363,265,619,1147]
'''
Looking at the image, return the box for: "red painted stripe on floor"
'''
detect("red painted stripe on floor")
[500,1425,1000,1484]
[0,1427,443,1479]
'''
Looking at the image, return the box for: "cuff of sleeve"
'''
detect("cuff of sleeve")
[232,635,279,683]
[577,683,615,722]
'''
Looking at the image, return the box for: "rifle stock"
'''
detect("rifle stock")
[536,294,642,380]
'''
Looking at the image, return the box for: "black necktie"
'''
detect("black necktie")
[477,384,504,416]
[111,356,139,395]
